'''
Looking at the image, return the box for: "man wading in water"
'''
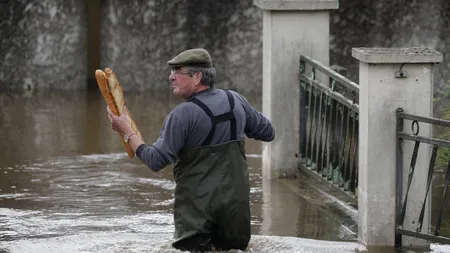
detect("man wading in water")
[107,48,275,252]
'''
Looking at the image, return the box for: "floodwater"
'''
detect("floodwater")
[0,89,448,253]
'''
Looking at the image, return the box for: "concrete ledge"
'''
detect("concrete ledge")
[254,0,339,10]
[352,47,443,63]
[297,164,357,206]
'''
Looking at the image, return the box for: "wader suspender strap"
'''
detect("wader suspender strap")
[189,90,237,146]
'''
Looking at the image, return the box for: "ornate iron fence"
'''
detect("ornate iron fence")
[299,55,359,198]
[395,109,450,246]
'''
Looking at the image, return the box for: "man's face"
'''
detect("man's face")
[169,67,200,100]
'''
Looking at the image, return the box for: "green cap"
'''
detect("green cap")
[167,48,212,68]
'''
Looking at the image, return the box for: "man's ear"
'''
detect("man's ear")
[194,72,203,86]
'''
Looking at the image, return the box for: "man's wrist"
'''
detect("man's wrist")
[124,132,136,143]
[123,125,134,135]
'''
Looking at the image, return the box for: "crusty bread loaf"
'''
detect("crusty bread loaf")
[95,68,143,158]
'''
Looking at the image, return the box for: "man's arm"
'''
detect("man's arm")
[233,92,275,142]
[134,112,187,171]
[122,127,144,153]
[107,106,186,171]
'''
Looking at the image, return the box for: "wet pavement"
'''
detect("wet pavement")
[0,90,448,252]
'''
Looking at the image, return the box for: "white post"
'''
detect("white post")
[254,0,338,179]
[353,47,443,248]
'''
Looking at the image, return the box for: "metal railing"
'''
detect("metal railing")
[395,109,450,246]
[299,55,360,198]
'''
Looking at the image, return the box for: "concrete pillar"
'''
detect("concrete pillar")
[254,0,339,179]
[352,47,443,248]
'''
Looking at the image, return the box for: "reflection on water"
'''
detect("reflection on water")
[0,90,447,252]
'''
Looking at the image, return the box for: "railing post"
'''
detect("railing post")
[352,47,443,249]
[253,0,339,179]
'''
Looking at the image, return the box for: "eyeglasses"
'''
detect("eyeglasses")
[171,69,191,76]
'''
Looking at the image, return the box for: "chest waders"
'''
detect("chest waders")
[171,90,251,252]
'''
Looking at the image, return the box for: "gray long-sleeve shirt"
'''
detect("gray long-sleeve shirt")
[136,88,275,171]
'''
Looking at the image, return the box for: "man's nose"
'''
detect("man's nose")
[169,73,176,81]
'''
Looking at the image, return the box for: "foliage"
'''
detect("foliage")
[434,86,450,170]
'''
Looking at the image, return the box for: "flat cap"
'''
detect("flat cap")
[167,48,212,68]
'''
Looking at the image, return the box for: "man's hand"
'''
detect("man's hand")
[107,105,133,135]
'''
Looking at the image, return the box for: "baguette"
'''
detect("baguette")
[95,68,143,158]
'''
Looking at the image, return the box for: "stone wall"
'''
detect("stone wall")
[100,0,262,92]
[0,0,87,90]
[330,0,450,92]
[1,0,449,93]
